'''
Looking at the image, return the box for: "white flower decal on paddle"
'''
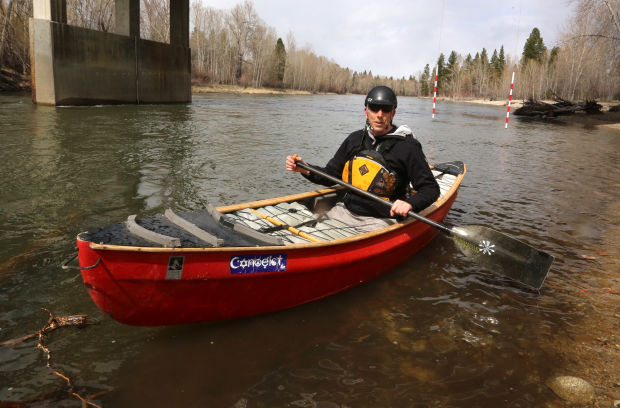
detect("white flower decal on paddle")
[479,240,495,255]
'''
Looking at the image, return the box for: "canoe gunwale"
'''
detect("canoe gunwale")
[81,163,466,253]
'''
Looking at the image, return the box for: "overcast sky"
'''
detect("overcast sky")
[200,0,576,78]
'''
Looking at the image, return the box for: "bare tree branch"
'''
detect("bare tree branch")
[603,0,620,34]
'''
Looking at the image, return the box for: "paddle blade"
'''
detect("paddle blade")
[451,225,553,289]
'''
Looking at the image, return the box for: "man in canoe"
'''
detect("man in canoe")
[286,85,440,232]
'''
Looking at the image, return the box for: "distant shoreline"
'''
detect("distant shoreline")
[455,98,524,110]
[428,96,620,112]
[192,84,314,95]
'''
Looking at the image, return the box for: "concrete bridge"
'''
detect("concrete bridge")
[30,0,190,105]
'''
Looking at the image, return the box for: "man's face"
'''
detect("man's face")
[365,104,395,136]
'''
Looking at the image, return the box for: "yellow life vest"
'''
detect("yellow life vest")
[342,150,398,200]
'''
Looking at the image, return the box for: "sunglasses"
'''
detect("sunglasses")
[367,104,394,113]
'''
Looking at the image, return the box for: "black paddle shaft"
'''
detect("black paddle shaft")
[296,162,452,233]
[295,161,553,289]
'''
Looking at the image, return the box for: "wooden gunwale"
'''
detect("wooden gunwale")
[85,165,465,253]
[216,187,343,213]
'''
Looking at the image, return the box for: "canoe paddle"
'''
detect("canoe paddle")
[295,162,553,289]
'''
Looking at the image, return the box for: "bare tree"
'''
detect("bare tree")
[67,0,114,32]
[554,0,619,99]
[1,0,32,77]
[229,0,259,82]
[0,0,15,70]
[141,0,169,43]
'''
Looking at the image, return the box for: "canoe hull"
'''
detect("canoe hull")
[77,192,457,326]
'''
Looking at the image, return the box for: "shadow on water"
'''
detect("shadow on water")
[0,93,618,407]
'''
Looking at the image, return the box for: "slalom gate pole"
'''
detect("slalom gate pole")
[432,65,438,119]
[505,71,515,129]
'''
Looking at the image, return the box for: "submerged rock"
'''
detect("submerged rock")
[546,376,595,404]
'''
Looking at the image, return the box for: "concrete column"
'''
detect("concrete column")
[170,0,189,47]
[31,0,67,104]
[115,0,140,38]
[33,0,66,23]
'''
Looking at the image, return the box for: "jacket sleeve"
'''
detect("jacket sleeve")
[302,132,359,186]
[403,139,440,212]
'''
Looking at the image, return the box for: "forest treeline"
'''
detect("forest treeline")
[1,0,618,100]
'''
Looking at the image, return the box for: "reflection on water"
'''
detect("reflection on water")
[0,93,618,407]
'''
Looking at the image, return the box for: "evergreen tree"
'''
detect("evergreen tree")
[434,53,445,93]
[446,51,458,82]
[273,37,287,84]
[420,64,431,96]
[448,51,458,72]
[445,51,459,96]
[464,53,473,71]
[522,27,547,63]
[491,48,505,76]
[498,45,506,73]
[436,53,445,76]
[548,46,559,66]
[491,49,499,70]
[480,48,489,65]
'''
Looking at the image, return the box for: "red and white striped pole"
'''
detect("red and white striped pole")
[432,65,438,119]
[505,71,515,128]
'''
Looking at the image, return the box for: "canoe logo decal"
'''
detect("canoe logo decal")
[166,256,185,280]
[230,254,287,274]
[478,240,496,256]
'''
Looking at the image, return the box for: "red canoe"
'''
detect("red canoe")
[71,162,465,325]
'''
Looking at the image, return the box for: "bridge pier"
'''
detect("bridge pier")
[30,0,190,106]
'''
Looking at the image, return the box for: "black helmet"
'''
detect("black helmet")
[365,86,397,108]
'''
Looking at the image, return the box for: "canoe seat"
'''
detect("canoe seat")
[205,204,285,246]
[125,215,181,247]
[224,207,311,244]
[164,209,224,247]
[225,201,365,244]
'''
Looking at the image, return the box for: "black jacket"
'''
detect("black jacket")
[304,125,440,218]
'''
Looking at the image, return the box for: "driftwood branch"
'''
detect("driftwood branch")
[0,308,95,347]
[1,308,101,408]
[514,93,603,117]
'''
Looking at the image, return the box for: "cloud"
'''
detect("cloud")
[199,0,575,78]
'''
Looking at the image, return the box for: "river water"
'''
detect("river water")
[0,92,618,407]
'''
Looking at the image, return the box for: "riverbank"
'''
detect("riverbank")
[0,75,316,96]
[459,97,620,130]
[460,97,620,111]
[0,68,30,92]
[192,84,314,95]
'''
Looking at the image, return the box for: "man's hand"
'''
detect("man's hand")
[390,199,412,217]
[285,154,310,175]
